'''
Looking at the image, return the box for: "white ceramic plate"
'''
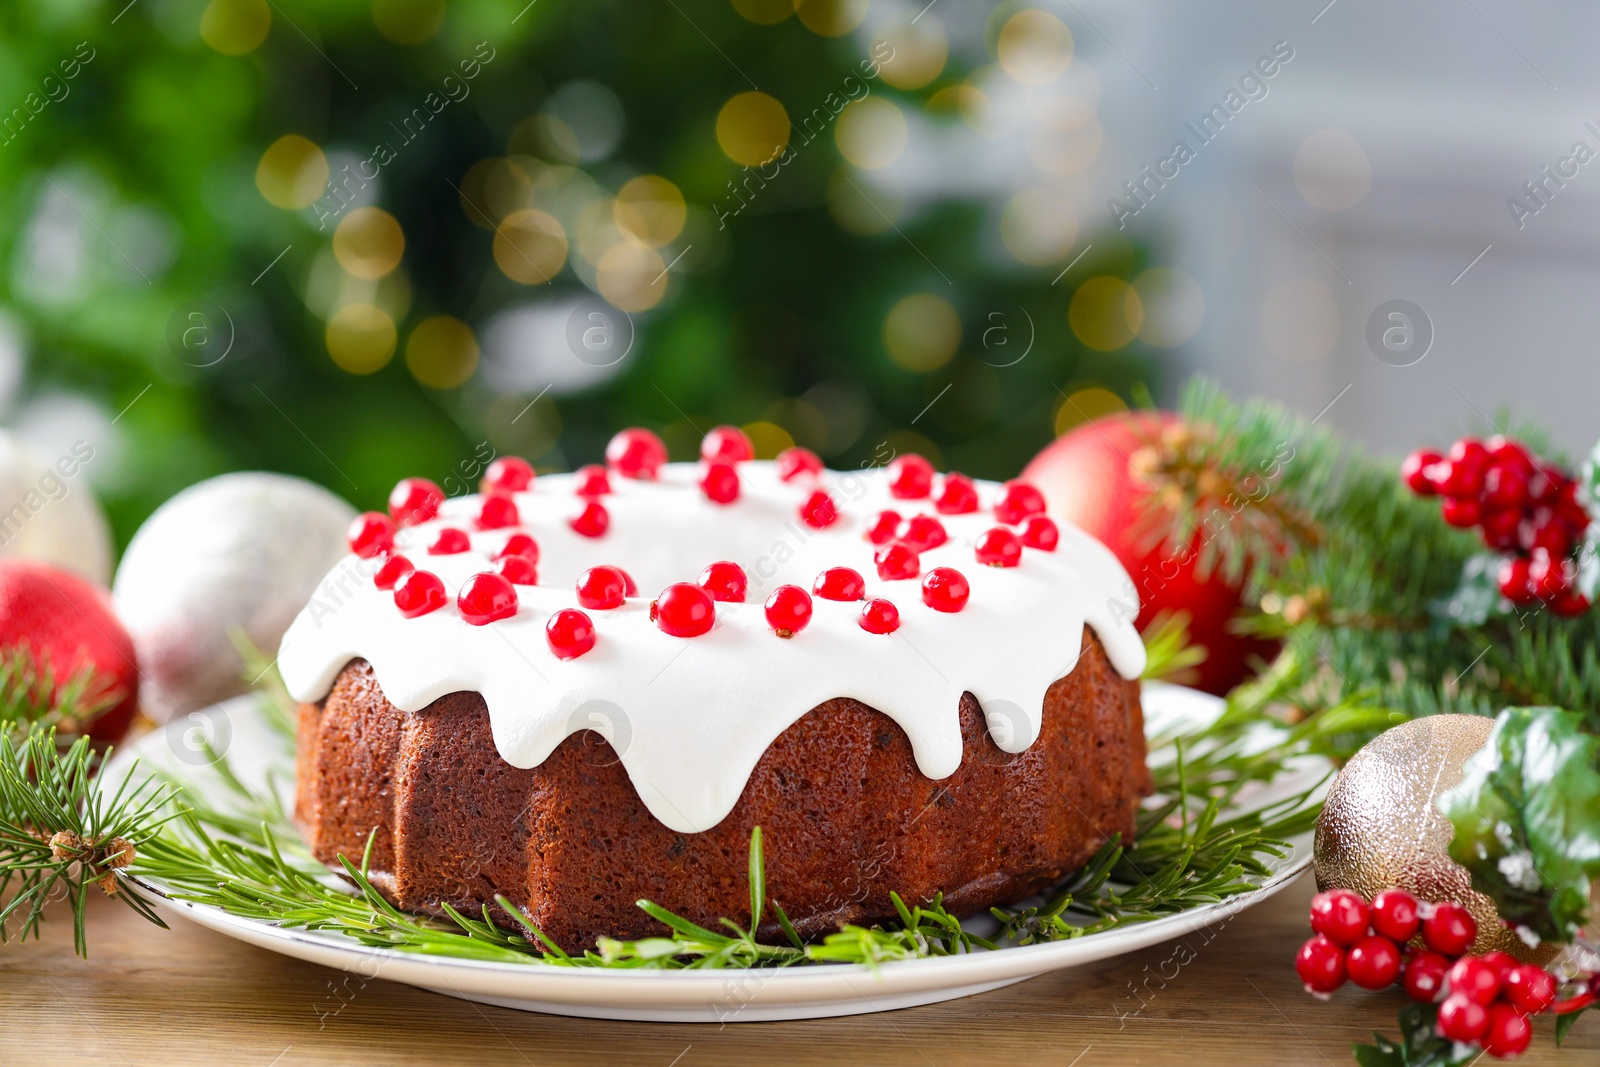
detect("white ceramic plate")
[106,682,1326,1022]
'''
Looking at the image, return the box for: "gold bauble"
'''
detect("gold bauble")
[1314,714,1553,963]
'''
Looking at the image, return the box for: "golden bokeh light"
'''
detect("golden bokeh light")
[332,207,405,280]
[455,159,500,229]
[372,0,445,44]
[1026,95,1102,176]
[836,98,908,170]
[255,134,328,210]
[1069,276,1143,351]
[884,293,961,372]
[200,0,271,55]
[826,167,901,235]
[731,0,794,24]
[494,209,568,285]
[596,242,668,312]
[1053,385,1127,436]
[742,420,795,459]
[716,91,791,167]
[998,9,1074,86]
[927,83,994,135]
[614,175,687,247]
[483,157,537,223]
[1133,267,1206,347]
[325,303,397,375]
[1000,186,1078,266]
[883,429,943,471]
[878,16,949,90]
[795,0,868,36]
[405,316,479,389]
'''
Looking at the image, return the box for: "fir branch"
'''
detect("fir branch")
[0,648,118,743]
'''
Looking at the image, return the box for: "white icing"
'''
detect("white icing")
[278,461,1145,834]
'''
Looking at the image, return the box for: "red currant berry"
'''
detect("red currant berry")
[458,572,518,625]
[1502,964,1558,1015]
[576,566,629,609]
[859,598,900,635]
[1402,449,1443,495]
[482,456,534,494]
[975,527,1022,568]
[764,585,812,637]
[700,460,740,504]
[1295,934,1348,994]
[393,569,447,618]
[1346,934,1403,990]
[428,527,471,555]
[475,493,520,530]
[887,454,934,499]
[800,489,838,529]
[606,427,668,479]
[899,514,948,550]
[373,553,414,590]
[1019,514,1060,552]
[1422,901,1477,956]
[866,509,902,545]
[814,567,866,602]
[495,533,540,564]
[701,425,754,465]
[934,472,979,515]
[651,582,715,637]
[993,480,1047,524]
[1480,506,1522,550]
[874,540,921,581]
[1498,557,1535,604]
[1437,992,1489,1044]
[1402,950,1451,1003]
[388,477,445,526]
[347,512,395,558]
[1441,496,1483,528]
[546,608,595,660]
[1483,1002,1533,1058]
[574,464,612,497]
[1309,889,1371,946]
[1371,888,1422,943]
[616,567,638,597]
[921,567,970,613]
[569,500,609,538]
[699,561,748,603]
[1447,956,1502,1006]
[776,446,823,481]
[495,554,538,585]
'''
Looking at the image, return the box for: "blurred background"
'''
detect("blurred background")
[2,0,1594,549]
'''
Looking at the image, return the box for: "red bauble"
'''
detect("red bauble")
[0,561,139,744]
[1021,411,1279,695]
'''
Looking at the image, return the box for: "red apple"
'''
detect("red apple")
[1021,411,1277,694]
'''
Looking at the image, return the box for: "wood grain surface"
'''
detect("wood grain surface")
[3,874,1595,1066]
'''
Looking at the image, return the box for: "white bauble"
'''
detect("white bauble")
[114,472,355,722]
[0,431,112,584]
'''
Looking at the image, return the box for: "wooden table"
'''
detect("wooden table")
[4,874,1595,1066]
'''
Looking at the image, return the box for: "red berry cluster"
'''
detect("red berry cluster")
[1403,436,1592,615]
[1297,888,1566,1059]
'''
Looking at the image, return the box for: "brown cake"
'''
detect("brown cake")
[279,434,1152,951]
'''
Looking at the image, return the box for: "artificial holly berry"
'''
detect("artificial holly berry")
[574,464,611,497]
[1498,557,1535,604]
[899,514,948,550]
[1502,965,1558,1015]
[475,493,519,530]
[764,585,812,637]
[921,567,970,613]
[1483,1003,1533,1058]
[866,509,902,545]
[482,456,535,494]
[458,572,518,625]
[495,532,540,564]
[546,608,595,660]
[606,427,668,479]
[394,569,447,618]
[776,447,823,481]
[814,567,866,602]
[651,582,715,637]
[1437,993,1489,1043]
[347,512,395,559]
[874,541,921,581]
[428,527,471,555]
[800,490,838,529]
[1402,449,1442,495]
[887,454,934,499]
[1402,950,1451,1004]
[388,477,445,526]
[1019,514,1059,551]
[1530,551,1575,601]
[1422,901,1477,956]
[1295,934,1347,994]
[1483,463,1529,509]
[993,480,1047,525]
[699,561,748,603]
[495,554,538,586]
[700,461,740,504]
[1478,952,1520,983]
[1346,934,1403,990]
[570,500,609,538]
[1441,496,1483,529]
[859,598,900,635]
[1309,889,1370,946]
[1447,956,1502,1006]
[975,527,1022,568]
[701,425,754,465]
[934,472,979,515]
[1370,888,1421,943]
[1480,507,1521,551]
[374,553,414,590]
[576,566,629,609]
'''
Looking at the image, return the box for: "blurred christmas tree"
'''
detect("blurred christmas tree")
[0,0,1168,547]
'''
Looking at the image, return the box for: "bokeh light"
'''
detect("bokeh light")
[596,242,668,312]
[927,83,993,135]
[494,209,568,285]
[878,16,948,90]
[826,168,901,234]
[1000,187,1078,265]
[743,420,795,458]
[1293,128,1373,211]
[884,293,961,372]
[371,0,445,45]
[325,303,398,375]
[614,175,687,247]
[406,316,479,389]
[795,0,868,36]
[1026,95,1101,176]
[717,92,790,167]
[1069,276,1143,351]
[731,0,794,24]
[332,207,405,279]
[200,0,271,55]
[998,10,1074,86]
[1260,279,1339,361]
[255,135,328,210]
[1132,267,1205,347]
[1053,384,1127,436]
[835,98,908,170]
